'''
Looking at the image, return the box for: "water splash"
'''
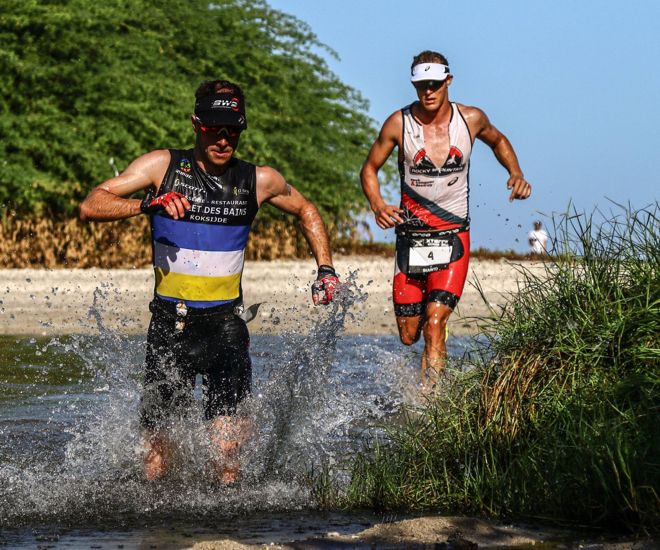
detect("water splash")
[0,271,413,526]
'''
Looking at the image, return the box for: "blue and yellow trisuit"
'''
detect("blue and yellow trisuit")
[150,149,258,309]
[139,149,258,428]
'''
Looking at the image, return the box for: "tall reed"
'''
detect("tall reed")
[321,203,660,533]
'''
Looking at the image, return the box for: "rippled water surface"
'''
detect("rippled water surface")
[0,279,473,548]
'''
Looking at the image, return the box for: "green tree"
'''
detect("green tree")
[0,0,383,225]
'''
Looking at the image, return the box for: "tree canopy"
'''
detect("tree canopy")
[0,0,380,224]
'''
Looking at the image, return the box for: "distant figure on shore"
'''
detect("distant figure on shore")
[80,80,340,484]
[529,221,548,255]
[360,50,531,390]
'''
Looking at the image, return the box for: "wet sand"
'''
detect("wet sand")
[0,256,536,336]
[184,515,653,550]
[186,515,561,549]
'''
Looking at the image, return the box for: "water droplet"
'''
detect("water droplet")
[30,295,36,300]
[26,278,31,283]
[0,308,4,314]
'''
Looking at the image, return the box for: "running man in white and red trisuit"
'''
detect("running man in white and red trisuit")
[361,50,531,388]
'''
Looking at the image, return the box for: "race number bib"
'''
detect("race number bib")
[396,228,466,278]
[406,236,453,275]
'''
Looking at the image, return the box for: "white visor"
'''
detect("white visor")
[411,63,450,82]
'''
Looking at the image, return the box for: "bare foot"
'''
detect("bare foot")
[214,465,240,486]
[142,430,173,481]
[209,416,252,485]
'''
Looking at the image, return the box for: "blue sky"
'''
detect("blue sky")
[267,0,660,251]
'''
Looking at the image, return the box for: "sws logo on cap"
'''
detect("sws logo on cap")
[212,97,240,111]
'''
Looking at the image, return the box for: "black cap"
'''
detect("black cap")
[194,93,247,130]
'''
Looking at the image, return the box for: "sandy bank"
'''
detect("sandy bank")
[185,515,653,550]
[0,257,538,337]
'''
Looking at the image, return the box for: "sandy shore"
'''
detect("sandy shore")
[0,257,536,337]
[184,515,653,550]
[185,515,562,549]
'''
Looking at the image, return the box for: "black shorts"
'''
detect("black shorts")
[139,299,252,430]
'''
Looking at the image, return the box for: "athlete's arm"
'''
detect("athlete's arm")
[256,166,333,268]
[461,106,531,202]
[79,150,190,221]
[360,112,405,229]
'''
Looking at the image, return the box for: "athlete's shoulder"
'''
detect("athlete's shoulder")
[125,149,171,174]
[454,103,486,120]
[455,103,490,125]
[381,109,404,138]
[386,108,406,123]
[255,165,283,183]
[255,165,288,202]
[140,148,172,163]
[454,104,491,136]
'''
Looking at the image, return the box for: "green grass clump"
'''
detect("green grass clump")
[319,204,660,533]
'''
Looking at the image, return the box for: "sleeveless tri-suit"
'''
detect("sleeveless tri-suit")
[140,149,258,429]
[393,102,472,317]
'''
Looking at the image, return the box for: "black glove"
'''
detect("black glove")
[312,265,340,305]
[140,191,187,215]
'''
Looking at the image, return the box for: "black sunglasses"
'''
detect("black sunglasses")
[414,80,446,92]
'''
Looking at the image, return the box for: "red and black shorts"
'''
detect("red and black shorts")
[393,229,470,317]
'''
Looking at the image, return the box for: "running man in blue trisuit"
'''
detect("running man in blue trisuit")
[80,80,340,483]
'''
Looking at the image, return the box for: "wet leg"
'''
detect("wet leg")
[420,302,453,390]
[396,314,424,346]
[209,415,252,485]
[141,429,174,481]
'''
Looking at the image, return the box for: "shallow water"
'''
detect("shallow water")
[0,277,474,548]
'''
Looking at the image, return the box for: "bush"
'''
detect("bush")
[0,0,383,224]
[323,203,660,533]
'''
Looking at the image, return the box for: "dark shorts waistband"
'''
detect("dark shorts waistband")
[149,295,240,320]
